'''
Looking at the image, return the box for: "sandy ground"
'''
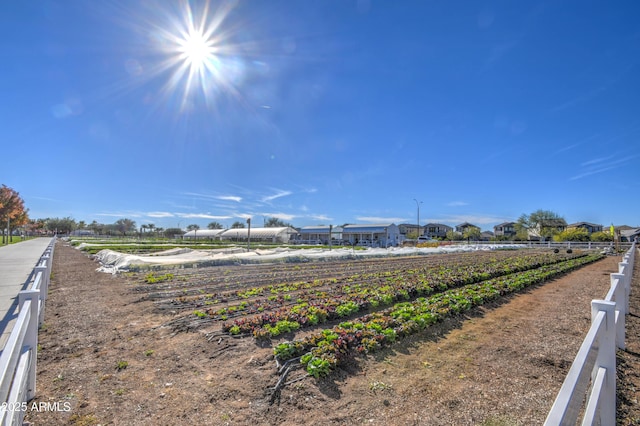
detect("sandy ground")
[24,242,639,425]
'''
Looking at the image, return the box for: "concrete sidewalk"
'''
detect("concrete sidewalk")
[0,238,53,349]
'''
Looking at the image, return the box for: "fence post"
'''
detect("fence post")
[18,289,39,401]
[610,273,626,350]
[591,300,616,424]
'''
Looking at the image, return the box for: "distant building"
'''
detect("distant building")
[455,222,480,234]
[297,226,343,244]
[342,223,400,247]
[424,223,453,239]
[398,224,423,238]
[567,222,603,235]
[183,229,225,240]
[480,231,494,241]
[217,227,299,244]
[494,222,517,238]
[527,219,567,241]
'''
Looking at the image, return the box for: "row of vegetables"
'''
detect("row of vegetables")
[218,251,587,336]
[267,252,604,377]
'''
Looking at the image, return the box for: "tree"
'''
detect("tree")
[114,218,137,236]
[516,209,566,241]
[264,217,293,228]
[553,228,590,242]
[462,226,481,242]
[591,231,614,242]
[231,221,245,229]
[446,230,463,241]
[208,221,223,229]
[0,184,29,244]
[187,224,200,231]
[163,227,183,238]
[45,217,77,235]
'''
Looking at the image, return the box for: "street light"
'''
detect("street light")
[413,199,423,239]
[246,218,251,251]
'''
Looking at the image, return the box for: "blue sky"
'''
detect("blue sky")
[2,0,639,231]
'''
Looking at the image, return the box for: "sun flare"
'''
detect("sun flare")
[146,0,243,111]
[178,29,215,70]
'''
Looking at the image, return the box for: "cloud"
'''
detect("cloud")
[260,212,296,221]
[216,195,242,202]
[96,212,143,218]
[570,156,636,181]
[356,216,407,223]
[147,211,175,218]
[447,201,468,207]
[177,213,233,220]
[308,214,332,222]
[261,189,292,202]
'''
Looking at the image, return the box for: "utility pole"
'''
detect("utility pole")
[247,218,251,251]
[413,199,423,239]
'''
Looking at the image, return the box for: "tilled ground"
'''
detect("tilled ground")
[24,243,640,425]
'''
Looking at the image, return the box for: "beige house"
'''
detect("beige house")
[566,222,603,235]
[494,222,517,238]
[424,223,452,239]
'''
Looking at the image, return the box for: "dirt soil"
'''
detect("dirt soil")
[24,243,640,426]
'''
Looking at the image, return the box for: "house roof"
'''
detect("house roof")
[342,224,397,233]
[456,222,479,228]
[567,222,602,228]
[494,222,516,228]
[299,226,343,233]
[424,223,452,228]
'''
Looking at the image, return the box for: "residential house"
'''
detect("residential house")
[566,222,603,235]
[494,222,517,238]
[424,223,453,239]
[297,226,343,244]
[455,222,480,234]
[398,224,423,238]
[342,223,400,247]
[527,219,567,241]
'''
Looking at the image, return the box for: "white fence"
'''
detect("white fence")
[545,242,636,425]
[0,238,55,425]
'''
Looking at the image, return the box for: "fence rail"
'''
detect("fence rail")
[545,242,636,425]
[0,238,55,426]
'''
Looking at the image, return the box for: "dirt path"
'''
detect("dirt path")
[24,243,638,425]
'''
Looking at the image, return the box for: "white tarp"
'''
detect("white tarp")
[92,244,525,273]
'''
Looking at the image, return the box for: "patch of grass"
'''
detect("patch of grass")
[113,388,126,396]
[480,416,520,426]
[144,349,154,357]
[115,360,128,371]
[69,413,99,426]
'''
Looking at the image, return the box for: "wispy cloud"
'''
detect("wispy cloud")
[177,213,233,220]
[356,216,407,223]
[259,212,296,221]
[216,195,242,202]
[447,201,468,207]
[580,155,615,167]
[96,212,143,218]
[553,133,600,156]
[570,156,636,181]
[308,214,332,222]
[147,211,175,218]
[261,189,292,203]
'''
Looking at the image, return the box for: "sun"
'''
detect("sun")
[177,29,215,70]
[145,0,243,111]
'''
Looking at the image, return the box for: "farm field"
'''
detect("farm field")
[25,243,640,425]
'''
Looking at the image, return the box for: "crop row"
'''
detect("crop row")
[271,252,603,377]
[218,251,586,335]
